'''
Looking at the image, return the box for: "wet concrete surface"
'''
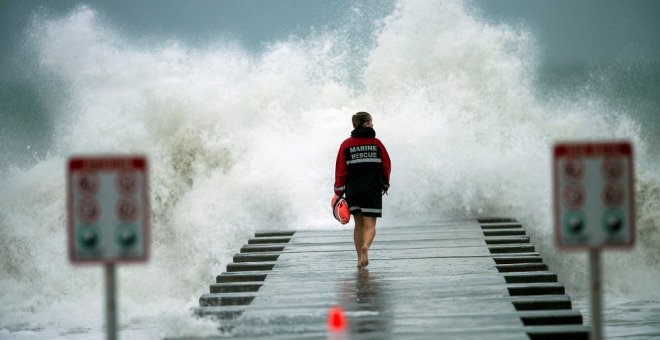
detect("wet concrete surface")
[189,219,589,339]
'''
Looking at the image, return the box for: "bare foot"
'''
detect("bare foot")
[359,246,369,267]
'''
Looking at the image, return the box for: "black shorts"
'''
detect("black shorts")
[346,191,382,218]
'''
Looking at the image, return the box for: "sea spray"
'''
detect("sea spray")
[1,1,659,338]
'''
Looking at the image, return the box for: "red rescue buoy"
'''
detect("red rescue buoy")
[331,195,350,224]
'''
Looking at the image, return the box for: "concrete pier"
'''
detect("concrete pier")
[192,219,589,339]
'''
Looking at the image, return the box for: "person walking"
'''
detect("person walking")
[334,112,391,269]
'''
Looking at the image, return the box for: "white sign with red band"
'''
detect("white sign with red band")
[553,141,635,249]
[67,156,149,263]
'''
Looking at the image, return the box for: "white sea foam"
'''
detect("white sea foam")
[1,1,659,338]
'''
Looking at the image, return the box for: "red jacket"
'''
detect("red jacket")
[334,128,391,196]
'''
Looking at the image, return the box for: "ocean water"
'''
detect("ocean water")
[1,1,659,339]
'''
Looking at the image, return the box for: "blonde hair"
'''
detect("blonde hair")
[352,111,372,128]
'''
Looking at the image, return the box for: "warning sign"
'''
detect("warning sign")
[553,141,635,249]
[67,156,149,263]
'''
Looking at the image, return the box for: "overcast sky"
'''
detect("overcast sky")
[478,0,660,64]
[1,0,659,70]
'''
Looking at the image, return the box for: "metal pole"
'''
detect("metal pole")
[589,249,603,340]
[105,263,118,340]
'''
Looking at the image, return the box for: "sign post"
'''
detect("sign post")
[552,141,635,340]
[67,155,150,340]
[589,249,602,340]
[106,263,117,340]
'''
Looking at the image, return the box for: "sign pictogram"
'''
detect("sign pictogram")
[601,157,624,180]
[77,197,101,223]
[79,172,100,194]
[563,157,584,180]
[602,182,624,207]
[116,171,137,194]
[67,155,149,263]
[116,196,139,222]
[562,185,585,209]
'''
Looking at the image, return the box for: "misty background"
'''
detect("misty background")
[1,0,659,169]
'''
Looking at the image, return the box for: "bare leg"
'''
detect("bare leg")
[360,216,377,267]
[353,213,364,268]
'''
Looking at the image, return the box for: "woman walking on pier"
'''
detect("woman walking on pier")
[334,112,391,269]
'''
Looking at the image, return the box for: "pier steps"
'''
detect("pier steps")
[190,219,588,339]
